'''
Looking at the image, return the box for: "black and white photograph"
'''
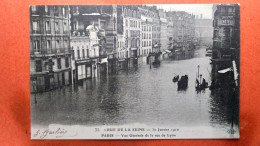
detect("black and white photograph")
[30,4,240,139]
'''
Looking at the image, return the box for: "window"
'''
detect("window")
[57,58,61,69]
[77,50,80,59]
[45,6,48,13]
[31,5,37,12]
[35,60,42,72]
[126,30,128,37]
[64,22,67,32]
[56,40,60,48]
[54,6,59,17]
[63,7,66,16]
[72,49,75,59]
[44,6,50,15]
[74,20,78,30]
[55,22,59,32]
[45,21,50,33]
[100,21,105,29]
[82,49,85,58]
[87,49,89,58]
[32,21,39,33]
[34,40,40,53]
[125,19,128,27]
[65,57,69,68]
[46,40,51,49]
[64,40,68,51]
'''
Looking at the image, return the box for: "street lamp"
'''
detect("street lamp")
[197,65,200,78]
[33,79,37,104]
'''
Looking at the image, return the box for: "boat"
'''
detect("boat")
[172,75,179,82]
[195,78,208,91]
[195,65,208,91]
[178,75,188,90]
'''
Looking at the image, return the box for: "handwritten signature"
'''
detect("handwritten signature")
[33,128,69,139]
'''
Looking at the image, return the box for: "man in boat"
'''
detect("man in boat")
[201,78,207,89]
[196,79,199,88]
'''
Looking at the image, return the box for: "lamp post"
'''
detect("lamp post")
[197,65,200,78]
[149,54,152,69]
[33,79,37,104]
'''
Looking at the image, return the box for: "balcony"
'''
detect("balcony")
[32,30,40,34]
[55,30,60,34]
[46,30,51,34]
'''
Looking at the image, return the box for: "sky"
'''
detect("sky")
[149,4,213,19]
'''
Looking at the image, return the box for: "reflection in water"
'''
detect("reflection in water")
[31,49,239,137]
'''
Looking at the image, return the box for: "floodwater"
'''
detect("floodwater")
[31,48,239,138]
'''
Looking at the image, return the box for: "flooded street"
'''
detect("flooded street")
[31,48,239,137]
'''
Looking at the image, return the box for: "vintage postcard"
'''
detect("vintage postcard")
[30,4,240,139]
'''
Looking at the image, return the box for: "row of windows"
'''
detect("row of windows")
[117,51,128,58]
[32,20,68,34]
[142,33,152,39]
[152,26,161,31]
[31,5,68,18]
[142,41,152,47]
[118,41,124,48]
[125,19,141,28]
[139,9,157,19]
[219,7,236,13]
[142,48,152,55]
[33,39,69,53]
[71,49,90,60]
[142,25,152,32]
[35,57,70,72]
[127,30,140,38]
[152,33,161,39]
[124,8,141,19]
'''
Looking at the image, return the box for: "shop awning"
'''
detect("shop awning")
[165,50,171,53]
[218,67,232,73]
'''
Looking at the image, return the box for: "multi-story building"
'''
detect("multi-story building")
[139,6,153,57]
[141,21,153,56]
[212,4,240,61]
[166,17,174,51]
[158,9,168,52]
[194,15,213,47]
[167,11,195,52]
[70,26,100,83]
[70,5,112,82]
[122,5,141,67]
[30,5,72,93]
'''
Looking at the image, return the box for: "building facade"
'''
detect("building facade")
[212,4,240,61]
[123,6,141,67]
[70,5,112,83]
[158,9,168,52]
[139,6,153,57]
[194,16,213,47]
[167,11,195,52]
[30,5,72,93]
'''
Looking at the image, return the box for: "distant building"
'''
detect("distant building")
[194,17,213,46]
[30,5,72,93]
[139,6,153,56]
[167,11,195,52]
[158,9,168,52]
[122,5,141,68]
